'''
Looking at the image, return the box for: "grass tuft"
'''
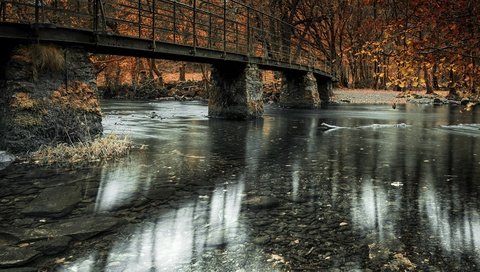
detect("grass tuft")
[26,134,133,166]
[30,44,65,73]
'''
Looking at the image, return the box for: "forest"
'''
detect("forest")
[92,0,480,97]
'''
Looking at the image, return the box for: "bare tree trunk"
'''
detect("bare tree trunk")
[179,63,186,81]
[432,62,439,90]
[150,59,164,87]
[448,68,456,97]
[424,63,433,94]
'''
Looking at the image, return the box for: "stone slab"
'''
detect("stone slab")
[0,246,40,268]
[24,216,126,241]
[21,185,82,217]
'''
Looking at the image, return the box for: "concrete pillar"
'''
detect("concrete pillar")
[0,44,102,153]
[279,71,320,108]
[209,63,263,119]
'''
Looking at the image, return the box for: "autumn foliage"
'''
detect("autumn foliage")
[276,0,480,95]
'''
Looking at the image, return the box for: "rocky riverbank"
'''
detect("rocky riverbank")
[331,88,479,109]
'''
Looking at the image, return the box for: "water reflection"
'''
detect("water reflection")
[95,163,152,212]
[420,173,480,262]
[67,177,249,271]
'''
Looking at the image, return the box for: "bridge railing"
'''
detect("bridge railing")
[0,0,330,74]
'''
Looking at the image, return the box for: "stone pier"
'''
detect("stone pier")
[209,63,263,119]
[316,75,333,103]
[0,44,102,153]
[279,71,321,108]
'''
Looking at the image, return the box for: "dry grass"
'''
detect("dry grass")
[27,134,133,166]
[11,44,66,80]
[30,44,65,73]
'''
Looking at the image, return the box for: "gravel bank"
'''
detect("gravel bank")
[331,89,406,104]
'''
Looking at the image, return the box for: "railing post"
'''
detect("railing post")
[223,0,226,56]
[246,6,250,57]
[152,0,156,49]
[35,0,39,23]
[208,13,212,48]
[138,0,142,38]
[235,20,239,51]
[193,0,196,53]
[173,1,176,43]
[289,25,293,65]
[93,0,98,32]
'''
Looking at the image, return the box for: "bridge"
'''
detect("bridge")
[0,0,334,152]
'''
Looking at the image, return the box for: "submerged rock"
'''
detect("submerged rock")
[243,196,280,210]
[31,236,72,255]
[21,185,82,217]
[24,216,127,241]
[0,246,40,268]
[0,151,15,171]
[0,231,20,246]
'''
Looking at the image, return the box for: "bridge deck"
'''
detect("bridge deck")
[0,0,333,79]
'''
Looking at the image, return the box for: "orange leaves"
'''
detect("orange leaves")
[51,81,101,115]
[10,92,38,110]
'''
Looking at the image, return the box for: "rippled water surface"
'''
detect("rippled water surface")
[1,101,480,271]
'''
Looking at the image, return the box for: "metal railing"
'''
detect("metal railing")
[0,0,330,74]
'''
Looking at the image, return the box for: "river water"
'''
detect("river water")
[1,101,480,271]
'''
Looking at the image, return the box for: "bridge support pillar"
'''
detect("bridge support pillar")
[209,63,263,119]
[0,44,102,153]
[280,71,320,108]
[316,75,333,103]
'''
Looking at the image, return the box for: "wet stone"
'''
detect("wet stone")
[0,267,38,272]
[32,236,72,255]
[24,216,127,241]
[243,196,280,210]
[0,246,40,268]
[252,235,270,245]
[0,151,15,171]
[0,233,20,247]
[146,187,175,200]
[21,185,82,218]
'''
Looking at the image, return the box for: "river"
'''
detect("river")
[1,101,479,271]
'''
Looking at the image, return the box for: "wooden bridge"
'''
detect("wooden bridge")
[0,0,332,77]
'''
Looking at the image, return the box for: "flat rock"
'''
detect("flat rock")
[0,246,40,268]
[0,230,21,246]
[21,185,82,217]
[0,267,38,272]
[243,196,280,210]
[32,236,72,255]
[24,216,126,241]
